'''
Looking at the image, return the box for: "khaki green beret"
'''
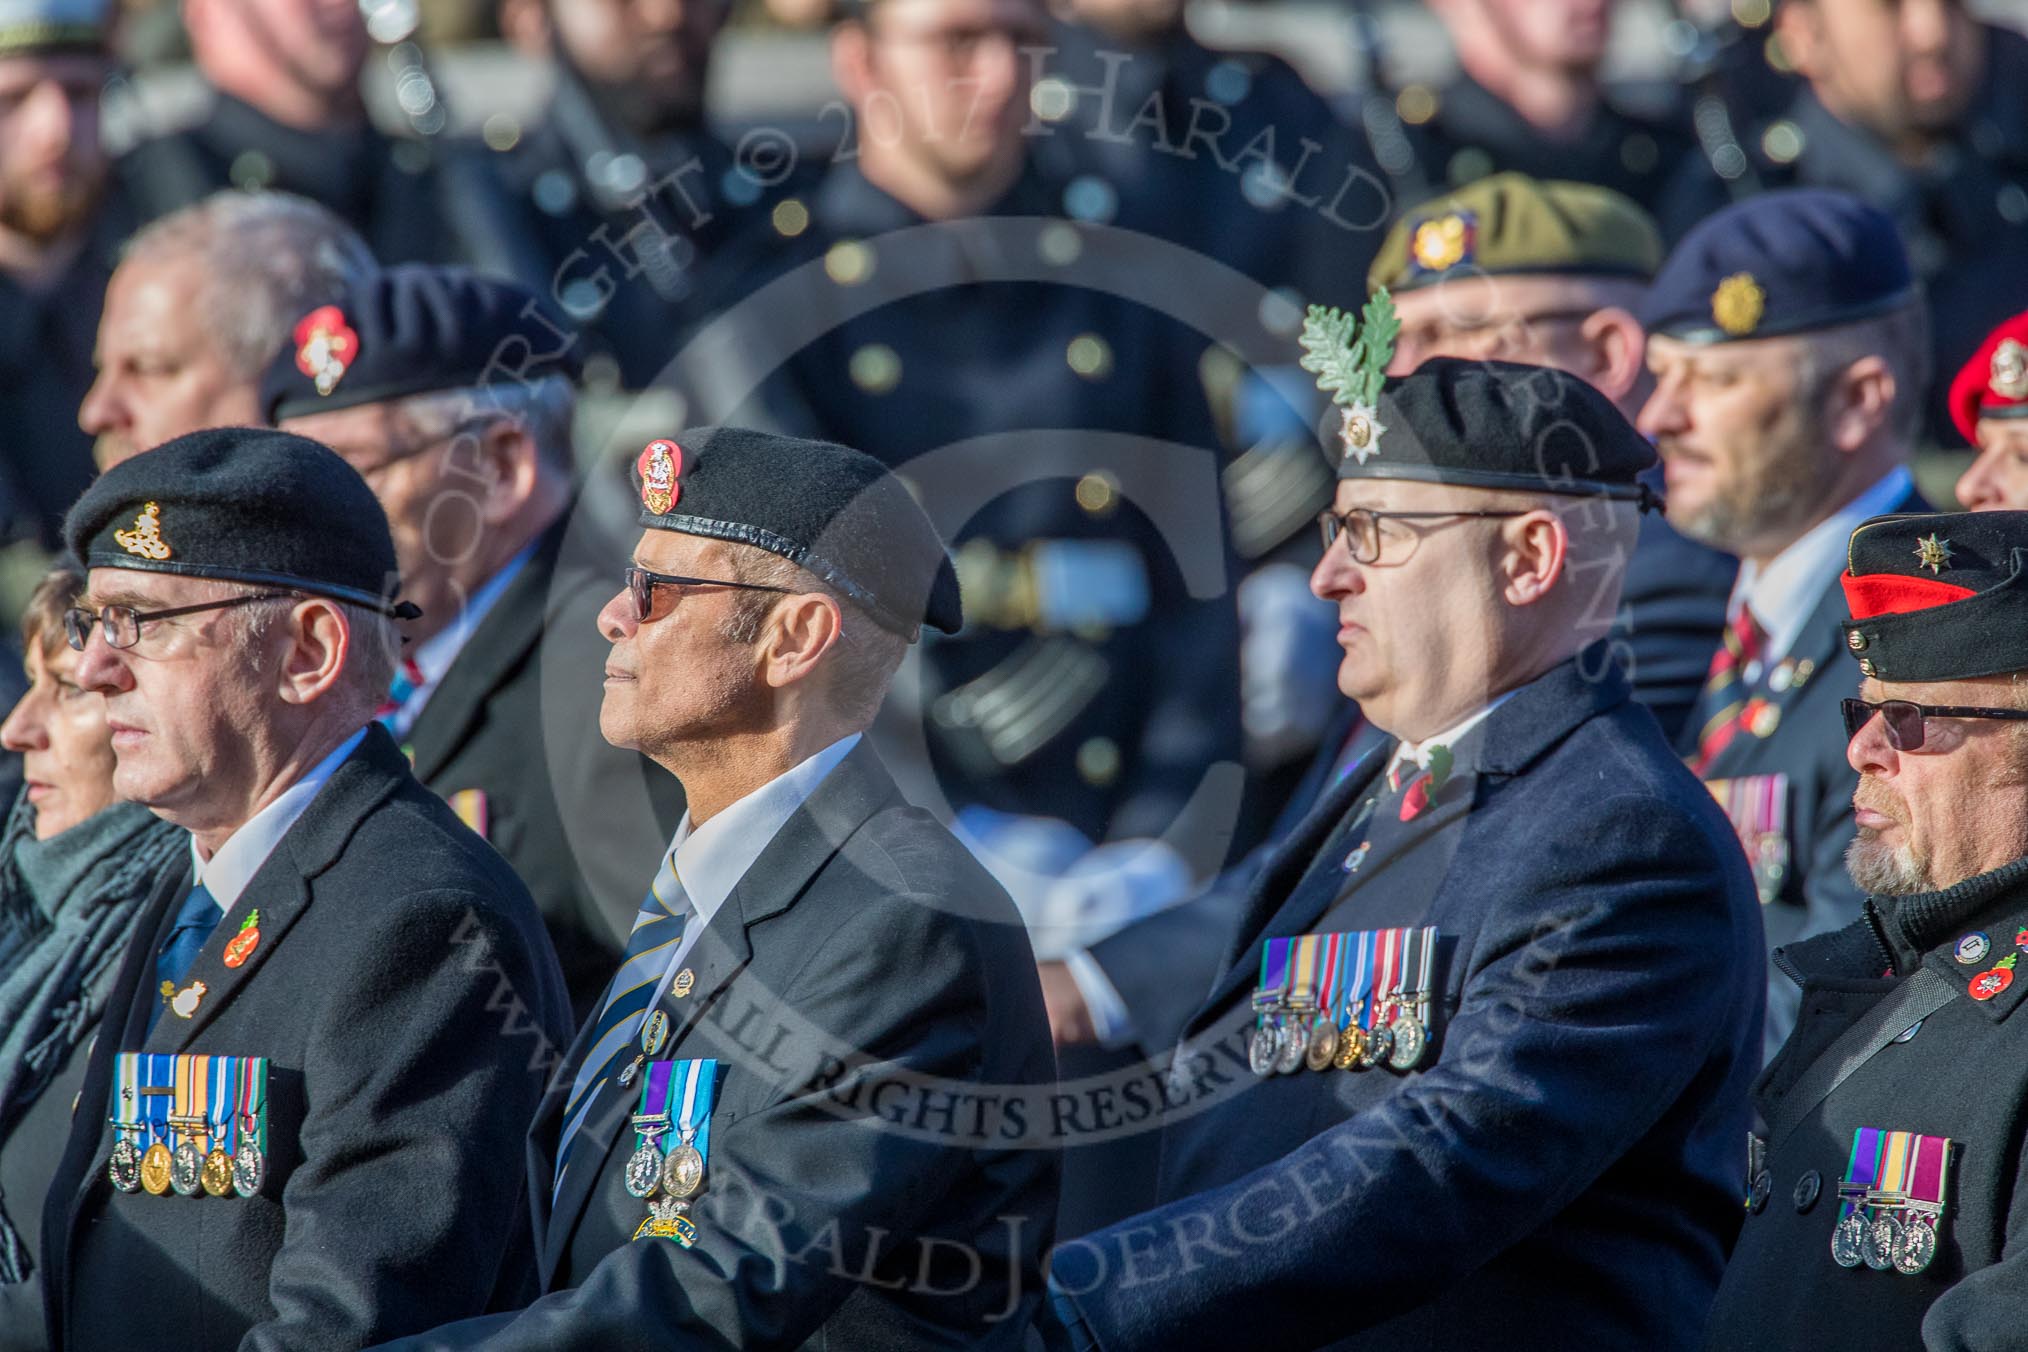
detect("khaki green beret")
[1367,173,1662,294]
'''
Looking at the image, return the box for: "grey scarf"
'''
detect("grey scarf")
[0,791,183,1282]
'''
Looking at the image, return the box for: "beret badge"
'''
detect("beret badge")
[637,439,683,515]
[1300,290,1399,467]
[1991,339,2028,401]
[1914,533,1954,575]
[1712,272,1766,338]
[293,305,359,398]
[113,502,171,560]
[1409,211,1474,274]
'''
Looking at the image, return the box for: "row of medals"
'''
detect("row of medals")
[620,1013,705,1234]
[1831,1199,1940,1276]
[108,1122,264,1199]
[1249,994,1430,1076]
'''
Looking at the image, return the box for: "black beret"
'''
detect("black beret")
[262,264,583,423]
[1840,512,2028,682]
[64,427,421,619]
[1639,189,1915,344]
[1336,357,1657,504]
[630,427,961,640]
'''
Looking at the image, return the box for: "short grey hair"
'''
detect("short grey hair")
[391,374,578,475]
[1794,298,1931,447]
[123,190,376,381]
[720,546,907,725]
[231,589,400,724]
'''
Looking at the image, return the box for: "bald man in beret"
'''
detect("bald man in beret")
[1046,348,1763,1351]
[38,428,571,1351]
[1705,510,2028,1350]
[378,427,1056,1351]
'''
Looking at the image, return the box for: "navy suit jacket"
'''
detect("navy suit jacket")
[1055,655,1765,1351]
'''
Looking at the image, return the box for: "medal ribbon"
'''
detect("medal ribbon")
[1399,927,1437,1012]
[1839,1126,1884,1223]
[141,1053,173,1152]
[1875,1130,1915,1204]
[1908,1134,1950,1209]
[672,1058,717,1163]
[1314,933,1344,1029]
[634,1058,677,1155]
[1255,937,1294,1025]
[171,1053,207,1146]
[236,1057,266,1156]
[207,1056,234,1155]
[110,1053,141,1138]
[1343,931,1373,1031]
[1288,935,1321,1011]
[1373,930,1402,1028]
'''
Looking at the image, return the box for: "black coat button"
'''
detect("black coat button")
[1749,1171,1772,1214]
[1794,1169,1822,1213]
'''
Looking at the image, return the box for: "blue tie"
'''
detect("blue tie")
[553,852,691,1198]
[151,882,220,1028]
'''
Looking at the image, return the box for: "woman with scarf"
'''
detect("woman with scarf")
[0,563,182,1350]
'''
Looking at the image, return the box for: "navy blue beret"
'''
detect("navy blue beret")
[64,427,421,619]
[262,264,583,423]
[1639,189,1915,344]
[1841,511,2028,682]
[630,427,961,640]
[1339,357,1656,505]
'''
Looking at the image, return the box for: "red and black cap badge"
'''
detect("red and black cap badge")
[1948,309,2028,445]
[637,439,682,516]
[293,305,358,398]
[1841,511,2028,682]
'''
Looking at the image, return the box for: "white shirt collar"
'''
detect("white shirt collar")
[1731,466,1912,667]
[1386,689,1518,780]
[189,726,369,913]
[662,734,862,937]
[386,544,537,740]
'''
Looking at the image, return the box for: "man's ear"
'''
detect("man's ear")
[831,19,876,108]
[460,420,544,528]
[760,593,844,691]
[1822,354,1897,456]
[1577,307,1646,406]
[1499,509,1569,607]
[274,599,351,707]
[498,0,554,57]
[1773,0,1823,80]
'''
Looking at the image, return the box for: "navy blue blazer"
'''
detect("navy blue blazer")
[1054,654,1765,1351]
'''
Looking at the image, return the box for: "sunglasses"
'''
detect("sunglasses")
[624,566,790,622]
[1840,697,2028,751]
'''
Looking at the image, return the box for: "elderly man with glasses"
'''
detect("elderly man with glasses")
[1704,510,2028,1349]
[36,427,572,1351]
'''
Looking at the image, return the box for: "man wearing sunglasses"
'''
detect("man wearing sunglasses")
[377,426,1057,1350]
[1705,509,2028,1348]
[1046,357,1763,1352]
[264,265,683,1021]
[36,427,572,1349]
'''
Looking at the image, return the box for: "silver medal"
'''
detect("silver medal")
[1865,1211,1902,1270]
[232,1138,265,1198]
[1248,1025,1278,1076]
[662,1142,705,1199]
[1360,1023,1394,1069]
[170,1140,203,1197]
[1387,1015,1427,1070]
[1830,1211,1867,1267]
[1272,1021,1305,1075]
[108,1138,141,1193]
[1894,1215,1939,1275]
[625,1143,663,1199]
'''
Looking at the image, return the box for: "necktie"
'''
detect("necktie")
[375,655,426,728]
[553,851,692,1198]
[151,882,220,1029]
[1690,605,1768,774]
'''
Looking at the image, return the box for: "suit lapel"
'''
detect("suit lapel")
[536,741,903,1284]
[1699,573,1849,780]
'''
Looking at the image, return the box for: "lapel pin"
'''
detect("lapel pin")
[170,980,208,1019]
[672,969,696,999]
[223,910,261,969]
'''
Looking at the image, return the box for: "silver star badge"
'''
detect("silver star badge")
[1913,533,1954,575]
[1338,402,1387,466]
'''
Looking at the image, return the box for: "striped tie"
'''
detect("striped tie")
[1690,605,1767,774]
[553,851,691,1198]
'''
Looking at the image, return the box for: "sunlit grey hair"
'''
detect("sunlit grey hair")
[122,190,376,381]
[393,375,579,475]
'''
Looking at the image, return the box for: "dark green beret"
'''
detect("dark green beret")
[630,426,961,640]
[1337,357,1657,505]
[1841,511,2028,682]
[63,427,421,619]
[1368,173,1662,293]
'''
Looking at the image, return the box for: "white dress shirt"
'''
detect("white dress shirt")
[190,726,369,914]
[383,544,535,740]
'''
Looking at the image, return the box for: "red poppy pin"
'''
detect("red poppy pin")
[294,305,359,397]
[638,440,682,515]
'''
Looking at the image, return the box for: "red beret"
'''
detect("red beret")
[1949,309,2028,444]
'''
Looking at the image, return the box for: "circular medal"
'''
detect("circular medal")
[171,1140,203,1197]
[1273,1022,1306,1075]
[642,1010,671,1056]
[625,1143,664,1199]
[232,1139,265,1198]
[1894,1216,1939,1275]
[1361,1023,1395,1069]
[1864,1211,1902,1270]
[1971,966,2014,1000]
[1387,1015,1428,1071]
[1333,1026,1368,1070]
[108,1138,142,1193]
[201,1147,235,1197]
[140,1142,174,1196]
[1956,931,1992,964]
[662,1143,705,1199]
[1830,1212,1866,1268]
[1248,1025,1278,1076]
[1304,1018,1340,1072]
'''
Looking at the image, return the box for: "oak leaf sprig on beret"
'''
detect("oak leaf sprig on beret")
[1301,289,1399,464]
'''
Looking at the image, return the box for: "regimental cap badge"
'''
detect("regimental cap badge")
[1408,210,1475,274]
[637,439,683,515]
[1300,289,1399,467]
[1914,533,1954,575]
[1991,339,2028,400]
[1712,272,1766,337]
[113,501,171,560]
[293,305,359,397]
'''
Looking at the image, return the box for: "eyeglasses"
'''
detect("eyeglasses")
[624,566,791,622]
[1840,697,2028,751]
[64,592,291,652]
[1317,507,1530,564]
